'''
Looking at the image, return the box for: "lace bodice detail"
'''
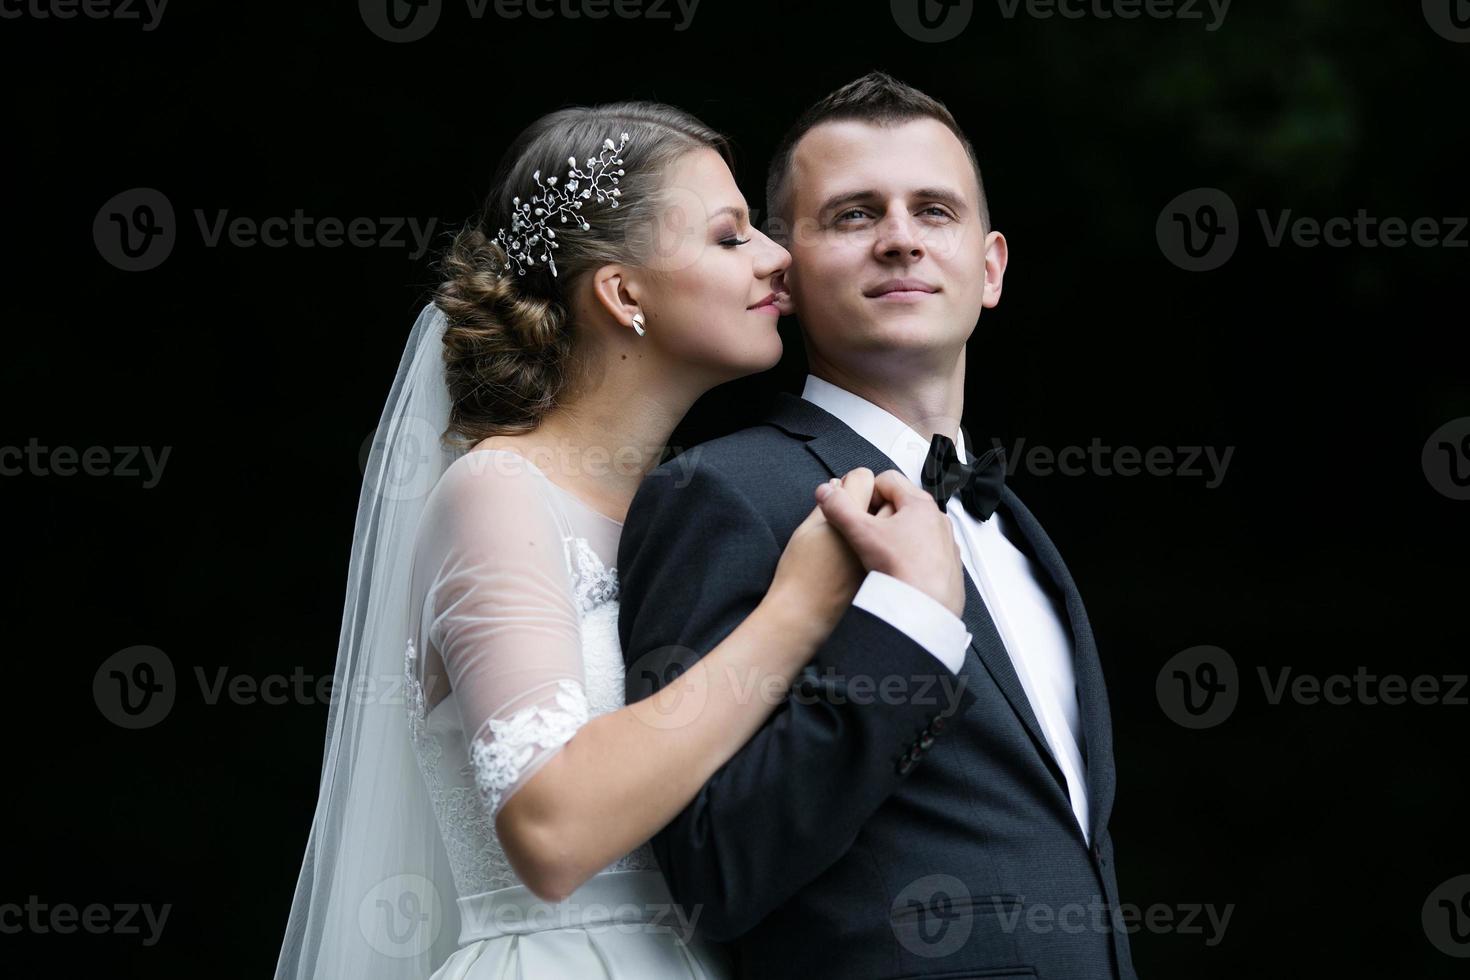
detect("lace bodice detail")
[566,532,620,612]
[404,452,656,898]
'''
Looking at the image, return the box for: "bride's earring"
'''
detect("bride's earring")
[631,312,646,337]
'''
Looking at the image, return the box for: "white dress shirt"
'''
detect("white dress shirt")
[807,375,1092,842]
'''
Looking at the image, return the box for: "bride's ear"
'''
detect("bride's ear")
[589,264,643,334]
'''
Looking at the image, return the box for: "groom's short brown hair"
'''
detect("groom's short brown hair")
[765,71,990,235]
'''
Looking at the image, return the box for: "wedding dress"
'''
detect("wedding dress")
[274,305,729,979]
[405,448,729,978]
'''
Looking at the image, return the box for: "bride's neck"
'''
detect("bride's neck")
[509,356,707,522]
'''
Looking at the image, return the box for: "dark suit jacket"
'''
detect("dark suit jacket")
[618,393,1137,980]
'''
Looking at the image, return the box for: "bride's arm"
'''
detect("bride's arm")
[426,460,862,903]
[498,567,838,902]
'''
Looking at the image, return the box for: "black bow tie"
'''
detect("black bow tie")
[920,433,1006,522]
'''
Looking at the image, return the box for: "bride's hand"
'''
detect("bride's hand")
[815,467,966,619]
[766,469,880,633]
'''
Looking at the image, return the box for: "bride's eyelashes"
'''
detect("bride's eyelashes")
[718,234,752,248]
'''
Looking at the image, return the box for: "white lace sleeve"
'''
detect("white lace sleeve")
[418,454,589,818]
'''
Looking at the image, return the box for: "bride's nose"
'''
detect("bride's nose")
[754,234,792,280]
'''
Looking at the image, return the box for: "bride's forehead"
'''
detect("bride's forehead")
[654,150,748,223]
[662,146,738,191]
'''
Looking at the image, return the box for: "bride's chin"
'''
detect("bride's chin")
[751,332,784,371]
[707,337,783,380]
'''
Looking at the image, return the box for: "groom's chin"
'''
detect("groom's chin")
[848,311,962,351]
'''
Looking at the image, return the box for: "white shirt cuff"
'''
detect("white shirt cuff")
[852,571,971,674]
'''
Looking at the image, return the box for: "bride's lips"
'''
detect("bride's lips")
[747,291,787,314]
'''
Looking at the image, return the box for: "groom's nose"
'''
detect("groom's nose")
[872,211,926,264]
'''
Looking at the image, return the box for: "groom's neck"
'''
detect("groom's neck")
[808,347,967,443]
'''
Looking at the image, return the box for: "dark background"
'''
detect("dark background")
[5,1,1468,976]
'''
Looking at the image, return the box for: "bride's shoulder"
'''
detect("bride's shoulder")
[445,445,549,482]
[429,447,560,526]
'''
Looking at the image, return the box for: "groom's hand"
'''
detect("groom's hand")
[817,469,966,619]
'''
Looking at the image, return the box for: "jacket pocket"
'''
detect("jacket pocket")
[888,969,1037,980]
[888,893,1032,977]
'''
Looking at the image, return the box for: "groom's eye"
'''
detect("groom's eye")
[835,208,872,222]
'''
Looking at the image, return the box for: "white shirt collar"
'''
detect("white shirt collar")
[800,374,968,485]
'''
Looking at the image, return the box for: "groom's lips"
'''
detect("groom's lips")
[864,278,940,300]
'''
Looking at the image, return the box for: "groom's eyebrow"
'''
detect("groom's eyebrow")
[816,189,881,215]
[815,187,971,216]
[913,187,971,214]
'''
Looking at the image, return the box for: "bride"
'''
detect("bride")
[274,101,936,979]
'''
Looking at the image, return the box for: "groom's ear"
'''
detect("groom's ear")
[588,263,643,330]
[981,230,1009,310]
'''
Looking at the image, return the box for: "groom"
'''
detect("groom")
[618,72,1137,980]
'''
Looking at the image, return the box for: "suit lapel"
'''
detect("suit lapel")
[996,488,1116,841]
[765,395,1074,802]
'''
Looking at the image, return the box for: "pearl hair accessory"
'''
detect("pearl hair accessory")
[491,132,630,278]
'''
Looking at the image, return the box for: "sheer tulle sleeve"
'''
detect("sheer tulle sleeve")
[417,455,588,818]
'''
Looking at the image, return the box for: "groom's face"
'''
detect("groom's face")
[783,117,997,365]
